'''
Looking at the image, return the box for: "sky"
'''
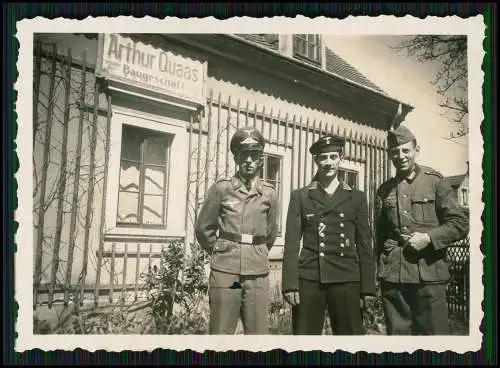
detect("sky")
[324,35,469,177]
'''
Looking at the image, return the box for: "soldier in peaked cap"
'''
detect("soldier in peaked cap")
[195,126,278,335]
[282,134,377,335]
[375,125,469,335]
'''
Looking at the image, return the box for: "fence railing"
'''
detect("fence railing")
[446,236,470,322]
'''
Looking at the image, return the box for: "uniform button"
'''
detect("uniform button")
[319,232,325,238]
[340,213,344,218]
[340,253,344,257]
[319,222,325,227]
[320,242,325,248]
[340,233,345,238]
[403,194,408,198]
[340,223,344,228]
[320,252,325,257]
[340,243,344,248]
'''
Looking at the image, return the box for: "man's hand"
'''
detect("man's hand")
[283,291,300,307]
[360,295,377,311]
[407,232,431,251]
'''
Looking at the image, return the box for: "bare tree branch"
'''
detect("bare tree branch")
[391,35,468,138]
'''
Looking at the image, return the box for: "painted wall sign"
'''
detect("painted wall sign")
[96,33,207,106]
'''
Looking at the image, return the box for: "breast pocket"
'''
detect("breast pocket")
[411,193,438,224]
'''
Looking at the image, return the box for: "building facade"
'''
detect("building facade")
[32,33,413,309]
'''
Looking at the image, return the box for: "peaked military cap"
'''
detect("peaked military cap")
[230,127,265,154]
[387,125,416,148]
[309,134,345,155]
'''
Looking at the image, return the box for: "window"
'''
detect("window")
[260,153,283,234]
[293,34,322,65]
[461,188,469,207]
[117,124,172,227]
[338,168,359,190]
[237,34,280,50]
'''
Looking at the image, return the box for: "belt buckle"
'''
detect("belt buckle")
[241,233,253,244]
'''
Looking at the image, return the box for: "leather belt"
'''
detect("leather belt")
[219,231,267,245]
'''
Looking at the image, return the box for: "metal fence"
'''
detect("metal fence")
[447,237,470,321]
[32,38,470,322]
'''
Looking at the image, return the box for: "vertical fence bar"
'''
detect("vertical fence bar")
[291,115,297,190]
[134,243,140,300]
[186,113,194,245]
[216,92,221,180]
[122,243,128,298]
[348,129,353,162]
[148,244,153,274]
[109,242,116,303]
[382,141,387,183]
[387,141,392,179]
[268,108,273,144]
[65,52,87,306]
[284,113,289,150]
[354,131,359,162]
[297,116,303,189]
[276,111,282,147]
[363,135,368,193]
[303,118,310,186]
[194,100,202,227]
[245,101,250,126]
[369,136,374,223]
[94,91,112,306]
[224,95,232,176]
[205,90,213,198]
[260,106,266,135]
[311,120,317,178]
[253,103,257,128]
[34,44,58,307]
[49,48,72,308]
[33,41,42,148]
[225,96,231,177]
[236,98,241,128]
[79,79,100,304]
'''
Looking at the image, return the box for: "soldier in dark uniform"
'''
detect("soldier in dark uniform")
[282,134,376,335]
[375,125,469,335]
[195,127,278,335]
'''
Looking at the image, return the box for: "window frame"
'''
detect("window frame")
[292,34,323,66]
[461,187,469,207]
[338,167,360,190]
[116,125,172,229]
[104,105,189,241]
[260,152,284,236]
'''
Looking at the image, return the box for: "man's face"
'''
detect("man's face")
[314,150,343,179]
[389,140,419,174]
[235,149,263,179]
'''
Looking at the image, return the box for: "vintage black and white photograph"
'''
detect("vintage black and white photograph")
[15,15,484,353]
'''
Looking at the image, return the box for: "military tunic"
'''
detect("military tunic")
[195,174,278,335]
[375,164,469,284]
[282,179,376,335]
[375,164,469,335]
[195,175,278,275]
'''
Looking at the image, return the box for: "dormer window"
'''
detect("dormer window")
[236,34,280,50]
[293,34,322,65]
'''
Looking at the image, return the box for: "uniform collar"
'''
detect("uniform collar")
[232,173,264,194]
[307,177,352,192]
[396,164,421,183]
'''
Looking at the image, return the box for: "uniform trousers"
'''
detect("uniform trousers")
[381,281,449,335]
[208,269,270,334]
[292,278,364,335]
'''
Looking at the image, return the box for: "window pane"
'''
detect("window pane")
[144,137,168,165]
[117,191,139,223]
[142,194,164,225]
[119,160,140,192]
[144,165,166,195]
[121,126,143,161]
[266,156,281,183]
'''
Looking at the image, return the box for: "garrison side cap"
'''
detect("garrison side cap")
[230,127,265,154]
[387,125,416,148]
[309,134,346,155]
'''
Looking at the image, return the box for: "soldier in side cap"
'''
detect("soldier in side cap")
[375,125,469,335]
[282,134,377,335]
[195,126,278,335]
